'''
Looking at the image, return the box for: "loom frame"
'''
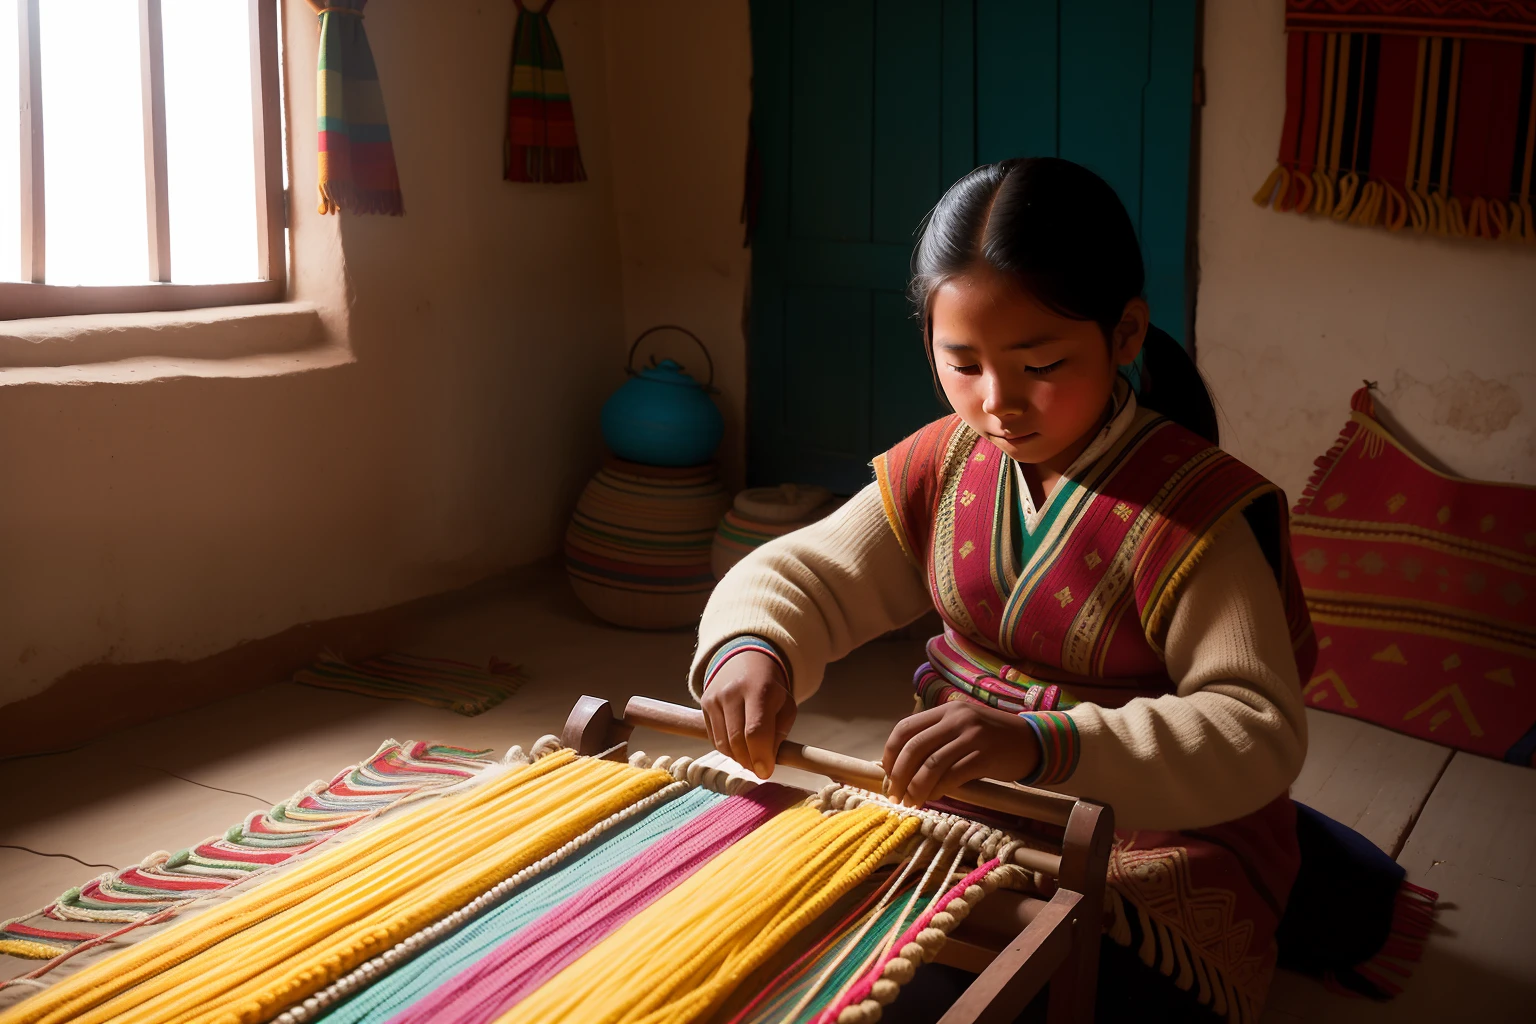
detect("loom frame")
[561,695,1115,1024]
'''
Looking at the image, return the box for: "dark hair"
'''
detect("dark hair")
[910,157,1218,444]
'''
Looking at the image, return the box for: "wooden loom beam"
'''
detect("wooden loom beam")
[558,695,1107,1024]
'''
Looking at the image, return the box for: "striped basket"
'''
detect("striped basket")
[565,459,730,629]
[711,484,838,580]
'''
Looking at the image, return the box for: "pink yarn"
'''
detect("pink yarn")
[389,783,797,1024]
[812,858,1000,1024]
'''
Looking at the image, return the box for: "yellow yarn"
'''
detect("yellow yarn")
[1,753,674,1024]
[506,802,920,1024]
[0,939,62,960]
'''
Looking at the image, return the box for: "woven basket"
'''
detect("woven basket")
[710,484,838,580]
[565,459,730,629]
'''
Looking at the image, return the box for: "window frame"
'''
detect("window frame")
[3,0,286,321]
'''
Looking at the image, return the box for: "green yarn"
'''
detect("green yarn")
[742,891,935,1024]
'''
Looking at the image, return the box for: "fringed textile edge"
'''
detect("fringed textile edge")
[1290,384,1376,516]
[1324,881,1440,999]
[504,144,587,184]
[0,741,497,985]
[1107,888,1260,1024]
[317,181,405,216]
[1254,165,1536,242]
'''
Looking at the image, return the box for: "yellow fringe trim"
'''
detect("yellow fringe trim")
[1140,485,1280,657]
[1254,165,1535,243]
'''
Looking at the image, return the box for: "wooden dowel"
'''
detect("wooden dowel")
[621,696,1075,828]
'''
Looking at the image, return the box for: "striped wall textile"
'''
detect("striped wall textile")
[506,0,586,183]
[0,742,497,989]
[1292,385,1536,764]
[1253,0,1536,240]
[307,1,404,215]
[0,743,1036,1024]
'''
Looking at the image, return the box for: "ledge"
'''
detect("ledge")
[0,302,354,386]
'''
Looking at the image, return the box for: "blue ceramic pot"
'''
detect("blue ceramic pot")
[601,327,723,467]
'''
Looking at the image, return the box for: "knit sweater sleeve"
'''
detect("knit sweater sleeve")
[688,482,934,703]
[1042,519,1309,831]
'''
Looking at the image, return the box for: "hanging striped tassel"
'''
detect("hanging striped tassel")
[505,0,586,183]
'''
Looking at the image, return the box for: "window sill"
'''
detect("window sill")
[0,302,354,386]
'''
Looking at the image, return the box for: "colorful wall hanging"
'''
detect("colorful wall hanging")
[1254,0,1536,241]
[308,1,404,215]
[1292,385,1536,766]
[506,0,586,183]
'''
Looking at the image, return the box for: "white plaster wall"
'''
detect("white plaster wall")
[600,0,753,491]
[1197,0,1536,501]
[0,0,626,706]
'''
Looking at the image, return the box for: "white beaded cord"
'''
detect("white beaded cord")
[774,835,939,1024]
[267,775,692,1023]
[827,824,985,1024]
[835,826,1012,1024]
[529,734,563,760]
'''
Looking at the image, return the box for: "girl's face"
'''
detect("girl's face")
[929,265,1147,470]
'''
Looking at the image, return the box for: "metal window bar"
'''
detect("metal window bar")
[4,0,286,320]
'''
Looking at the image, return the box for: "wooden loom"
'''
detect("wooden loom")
[562,694,1115,1024]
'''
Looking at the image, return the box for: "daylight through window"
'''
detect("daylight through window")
[1,0,283,318]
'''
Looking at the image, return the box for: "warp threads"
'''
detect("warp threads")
[0,752,673,1024]
[284,784,727,1024]
[3,743,1040,1024]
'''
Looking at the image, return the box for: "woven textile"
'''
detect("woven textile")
[875,411,1316,1023]
[307,1,403,215]
[293,652,525,716]
[0,747,1017,1024]
[1293,386,1536,764]
[505,0,586,183]
[1253,0,1536,240]
[0,742,495,978]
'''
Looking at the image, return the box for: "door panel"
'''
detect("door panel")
[750,0,1198,492]
[975,0,1058,165]
[1059,1,1152,228]
[789,1,875,242]
[783,287,872,454]
[873,1,944,245]
[871,290,945,454]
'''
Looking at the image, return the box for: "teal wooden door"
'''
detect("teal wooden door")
[748,0,1199,493]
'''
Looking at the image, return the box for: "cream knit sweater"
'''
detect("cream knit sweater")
[689,483,1308,832]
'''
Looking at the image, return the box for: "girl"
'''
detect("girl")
[692,158,1314,1023]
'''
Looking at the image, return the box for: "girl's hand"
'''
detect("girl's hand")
[700,650,797,780]
[882,702,1041,806]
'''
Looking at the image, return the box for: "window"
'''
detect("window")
[1,0,284,321]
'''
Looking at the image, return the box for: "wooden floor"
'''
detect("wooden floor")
[1,564,1532,1019]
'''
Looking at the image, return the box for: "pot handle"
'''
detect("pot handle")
[626,325,715,389]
